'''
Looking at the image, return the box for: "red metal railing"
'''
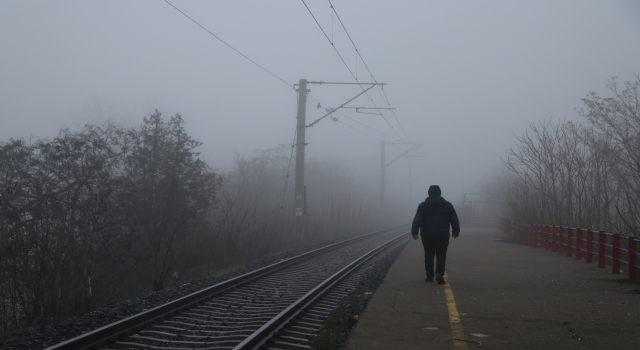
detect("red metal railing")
[498,218,639,280]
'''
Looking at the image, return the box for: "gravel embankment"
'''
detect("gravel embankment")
[310,242,408,350]
[1,228,402,350]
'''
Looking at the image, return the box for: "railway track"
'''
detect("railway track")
[45,226,409,350]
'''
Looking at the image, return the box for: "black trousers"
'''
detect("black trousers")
[420,236,450,278]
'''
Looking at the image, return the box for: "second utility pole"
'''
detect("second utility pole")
[380,140,385,214]
[294,79,308,218]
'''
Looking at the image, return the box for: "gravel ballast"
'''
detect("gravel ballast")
[0,228,406,350]
[309,242,408,350]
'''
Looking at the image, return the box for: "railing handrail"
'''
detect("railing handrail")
[498,218,638,281]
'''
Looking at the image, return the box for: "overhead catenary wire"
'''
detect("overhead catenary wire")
[301,0,407,142]
[163,0,291,89]
[163,0,412,163]
[327,0,376,82]
[280,128,297,209]
[327,0,413,142]
[306,93,388,143]
[339,111,403,141]
[162,0,307,206]
[332,119,369,143]
[381,90,413,142]
[306,92,402,142]
[163,0,406,143]
[335,119,381,142]
[300,0,359,82]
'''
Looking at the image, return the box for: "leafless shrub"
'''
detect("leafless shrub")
[495,76,640,238]
[0,112,380,339]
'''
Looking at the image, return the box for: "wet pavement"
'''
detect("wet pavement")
[345,227,640,349]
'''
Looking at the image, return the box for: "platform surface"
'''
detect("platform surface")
[346,227,640,350]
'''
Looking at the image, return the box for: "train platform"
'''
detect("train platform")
[346,227,640,349]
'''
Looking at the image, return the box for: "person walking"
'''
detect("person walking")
[411,185,460,284]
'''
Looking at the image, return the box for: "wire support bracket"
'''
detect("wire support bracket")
[306,84,383,128]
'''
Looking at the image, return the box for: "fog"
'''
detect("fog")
[4,1,640,339]
[2,0,640,208]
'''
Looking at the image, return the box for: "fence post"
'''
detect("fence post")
[556,226,564,254]
[575,228,583,261]
[586,230,594,263]
[551,225,558,252]
[612,234,621,274]
[547,225,552,250]
[567,227,573,258]
[576,227,583,260]
[598,231,606,269]
[558,226,565,255]
[629,237,637,280]
[537,225,542,247]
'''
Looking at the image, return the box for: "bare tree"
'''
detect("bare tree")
[496,76,640,238]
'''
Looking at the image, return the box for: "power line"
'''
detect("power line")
[164,0,411,144]
[335,119,381,142]
[333,120,368,143]
[326,0,413,142]
[300,0,358,81]
[327,0,376,82]
[307,92,384,142]
[339,111,403,141]
[163,0,291,89]
[280,127,297,209]
[301,0,407,142]
[307,89,402,142]
[381,90,412,142]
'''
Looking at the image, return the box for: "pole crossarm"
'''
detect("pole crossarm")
[384,142,423,145]
[306,81,386,85]
[341,107,396,110]
[341,107,396,116]
[306,84,377,128]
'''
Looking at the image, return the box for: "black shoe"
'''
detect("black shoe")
[436,273,445,285]
[425,277,433,282]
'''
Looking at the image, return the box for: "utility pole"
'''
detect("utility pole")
[293,80,385,218]
[294,79,308,218]
[380,140,385,212]
[292,79,387,229]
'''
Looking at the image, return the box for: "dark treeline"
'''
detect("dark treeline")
[0,111,378,338]
[494,76,640,237]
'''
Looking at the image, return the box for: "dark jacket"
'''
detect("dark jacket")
[411,195,460,238]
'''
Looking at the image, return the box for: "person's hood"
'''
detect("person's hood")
[425,195,446,207]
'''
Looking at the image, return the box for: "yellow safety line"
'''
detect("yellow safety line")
[443,273,466,347]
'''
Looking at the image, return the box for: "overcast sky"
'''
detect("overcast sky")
[2,0,640,204]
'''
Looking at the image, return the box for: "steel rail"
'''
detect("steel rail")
[234,231,409,350]
[44,225,406,350]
